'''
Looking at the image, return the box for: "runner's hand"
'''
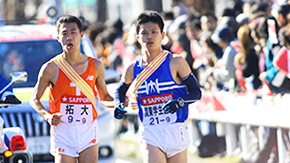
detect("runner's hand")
[161,100,180,114]
[47,113,63,126]
[114,105,127,119]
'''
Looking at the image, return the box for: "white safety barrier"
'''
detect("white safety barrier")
[188,90,290,162]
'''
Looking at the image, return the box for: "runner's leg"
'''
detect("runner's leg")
[167,149,187,163]
[141,143,166,163]
[78,144,99,163]
[54,153,76,163]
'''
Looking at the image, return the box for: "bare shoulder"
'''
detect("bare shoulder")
[38,57,59,84]
[170,53,191,79]
[92,57,106,82]
[124,61,134,74]
[93,57,107,80]
[93,57,103,70]
[41,58,58,76]
[170,53,188,66]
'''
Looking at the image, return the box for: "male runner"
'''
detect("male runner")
[114,11,201,163]
[30,15,113,163]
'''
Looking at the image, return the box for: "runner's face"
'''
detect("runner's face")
[137,22,164,52]
[57,22,83,54]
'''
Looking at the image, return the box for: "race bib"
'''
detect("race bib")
[141,93,177,126]
[60,95,93,125]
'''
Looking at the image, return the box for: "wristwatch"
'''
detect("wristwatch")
[177,97,184,107]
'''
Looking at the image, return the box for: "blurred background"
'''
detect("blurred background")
[0,0,233,25]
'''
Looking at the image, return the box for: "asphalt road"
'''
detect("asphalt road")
[36,133,240,163]
[115,133,240,163]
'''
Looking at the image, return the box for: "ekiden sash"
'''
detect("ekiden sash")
[54,55,96,109]
[131,50,169,110]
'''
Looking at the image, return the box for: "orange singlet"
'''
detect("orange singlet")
[49,56,98,124]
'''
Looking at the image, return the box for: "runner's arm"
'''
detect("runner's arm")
[162,55,201,113]
[114,63,134,119]
[173,54,201,104]
[94,59,114,108]
[114,63,134,107]
[30,62,63,125]
[180,73,202,105]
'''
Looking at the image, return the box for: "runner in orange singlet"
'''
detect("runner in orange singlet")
[30,15,114,163]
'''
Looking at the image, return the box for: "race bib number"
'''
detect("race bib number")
[60,95,93,125]
[141,93,177,126]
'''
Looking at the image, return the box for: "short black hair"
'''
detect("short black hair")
[256,17,269,40]
[56,15,82,33]
[251,2,269,14]
[279,24,290,48]
[135,10,164,34]
[162,11,174,20]
[222,8,235,17]
[186,14,201,30]
[203,12,217,21]
[212,26,234,44]
[277,4,290,23]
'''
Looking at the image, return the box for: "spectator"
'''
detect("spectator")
[218,7,239,39]
[275,24,290,92]
[199,12,223,59]
[273,3,290,28]
[259,4,290,94]
[95,24,126,73]
[250,4,290,162]
[235,13,249,29]
[211,26,238,91]
[86,23,105,48]
[161,11,175,51]
[185,15,203,67]
[200,33,222,67]
[171,0,189,19]
[169,14,195,75]
[94,29,113,68]
[234,24,262,92]
[199,34,223,91]
[249,17,268,74]
[279,24,290,50]
[249,1,270,21]
[200,12,218,33]
[161,11,174,35]
[221,7,236,18]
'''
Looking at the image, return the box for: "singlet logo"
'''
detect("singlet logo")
[138,79,178,95]
[86,75,94,81]
[141,79,160,95]
[61,96,91,104]
[141,93,173,106]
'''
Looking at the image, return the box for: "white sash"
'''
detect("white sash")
[131,50,169,110]
[54,55,96,109]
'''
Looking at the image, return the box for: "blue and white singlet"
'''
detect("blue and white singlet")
[133,52,188,126]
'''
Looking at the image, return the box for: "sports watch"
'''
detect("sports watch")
[177,97,184,107]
